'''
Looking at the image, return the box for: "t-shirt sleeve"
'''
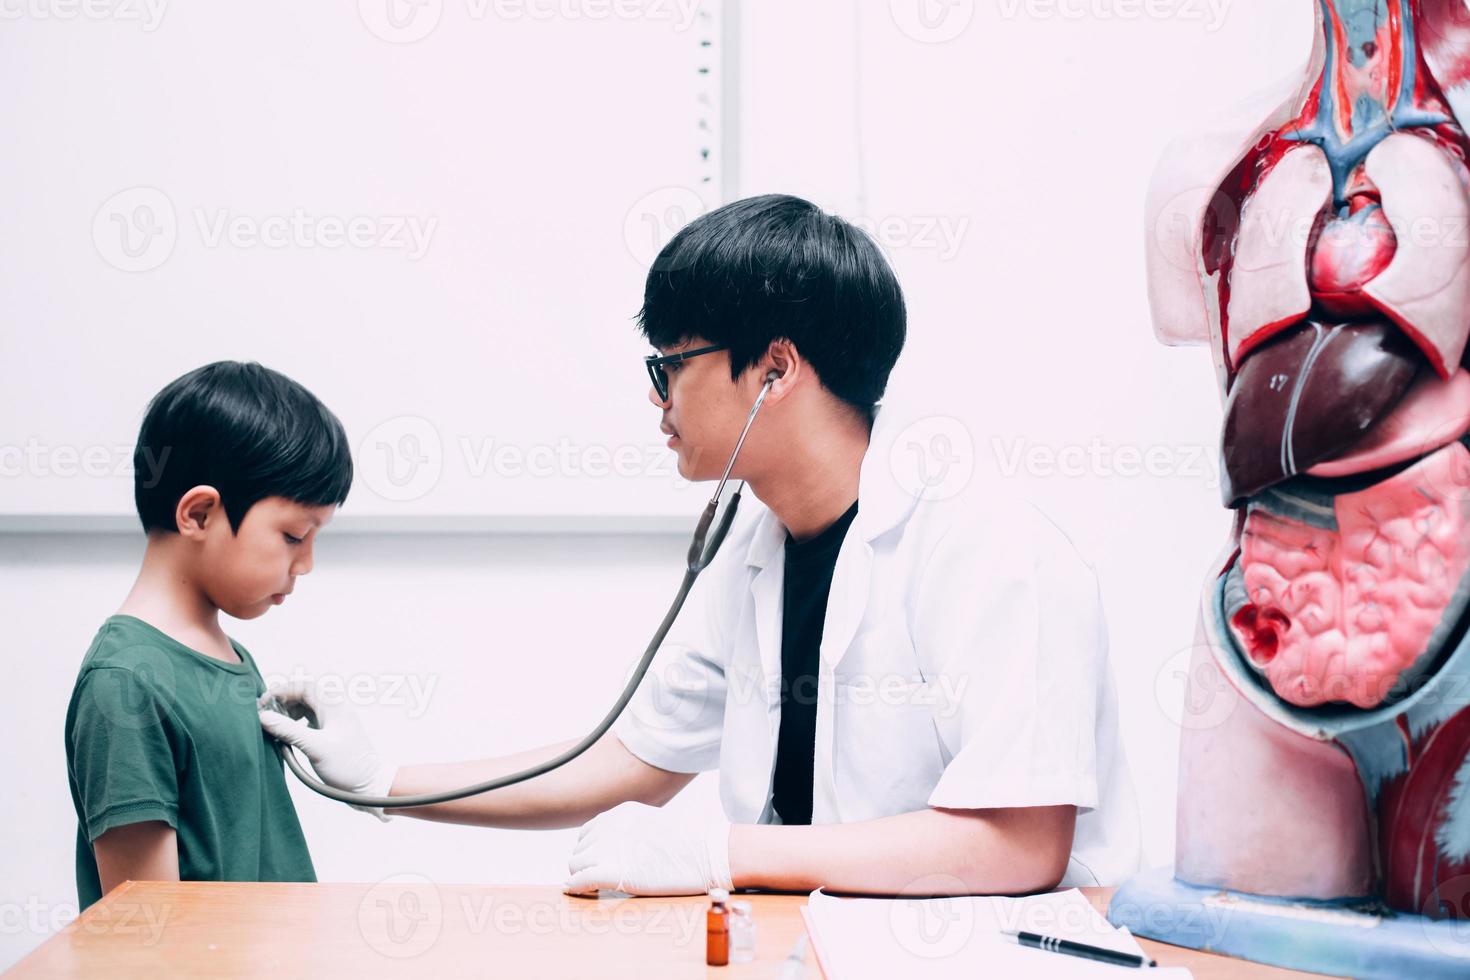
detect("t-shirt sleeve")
[613,547,732,774]
[68,667,182,840]
[918,503,1107,813]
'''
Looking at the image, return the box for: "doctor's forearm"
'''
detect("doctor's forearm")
[727,805,1075,896]
[385,732,694,829]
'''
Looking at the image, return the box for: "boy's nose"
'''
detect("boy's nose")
[648,384,670,409]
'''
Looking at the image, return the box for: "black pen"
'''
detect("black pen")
[1000,928,1158,968]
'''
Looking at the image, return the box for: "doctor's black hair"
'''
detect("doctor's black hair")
[637,194,906,420]
[133,360,353,534]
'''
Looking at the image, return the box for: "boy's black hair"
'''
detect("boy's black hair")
[133,361,353,534]
[637,194,906,419]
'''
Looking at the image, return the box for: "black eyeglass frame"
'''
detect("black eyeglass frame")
[643,344,729,401]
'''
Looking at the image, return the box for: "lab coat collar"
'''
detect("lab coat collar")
[743,401,921,570]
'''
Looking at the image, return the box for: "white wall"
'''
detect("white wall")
[0,0,728,522]
[1,0,1319,969]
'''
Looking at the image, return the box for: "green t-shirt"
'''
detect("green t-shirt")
[64,614,315,909]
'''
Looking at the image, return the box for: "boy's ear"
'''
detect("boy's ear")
[175,486,222,539]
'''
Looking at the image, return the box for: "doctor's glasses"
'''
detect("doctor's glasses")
[644,343,728,402]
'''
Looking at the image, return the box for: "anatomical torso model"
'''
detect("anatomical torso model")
[1114,2,1470,975]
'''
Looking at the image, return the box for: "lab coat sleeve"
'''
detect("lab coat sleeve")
[918,503,1107,812]
[613,550,731,774]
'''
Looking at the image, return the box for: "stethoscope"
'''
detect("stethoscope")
[270,371,780,808]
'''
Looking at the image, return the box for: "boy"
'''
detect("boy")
[65,360,352,909]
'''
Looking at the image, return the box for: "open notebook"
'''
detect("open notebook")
[800,888,1195,978]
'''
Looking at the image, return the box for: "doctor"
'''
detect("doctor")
[261,193,1141,897]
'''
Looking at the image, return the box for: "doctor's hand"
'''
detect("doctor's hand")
[257,678,398,821]
[563,801,732,897]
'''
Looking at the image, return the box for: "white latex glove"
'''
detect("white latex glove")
[257,678,398,822]
[563,801,733,896]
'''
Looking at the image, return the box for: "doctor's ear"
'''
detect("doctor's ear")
[760,342,801,400]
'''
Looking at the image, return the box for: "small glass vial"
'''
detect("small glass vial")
[728,900,755,963]
[706,888,730,966]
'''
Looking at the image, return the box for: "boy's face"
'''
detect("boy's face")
[197,496,336,620]
[648,339,768,482]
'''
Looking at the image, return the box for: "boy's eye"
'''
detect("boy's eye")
[283,532,304,545]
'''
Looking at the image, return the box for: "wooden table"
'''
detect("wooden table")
[6,882,1331,978]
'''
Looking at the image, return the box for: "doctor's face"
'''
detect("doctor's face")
[648,340,767,482]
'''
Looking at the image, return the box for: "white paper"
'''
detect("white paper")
[802,888,1194,979]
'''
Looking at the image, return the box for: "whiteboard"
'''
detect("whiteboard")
[0,1,733,528]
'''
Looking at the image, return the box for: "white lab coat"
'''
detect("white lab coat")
[614,404,1143,887]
